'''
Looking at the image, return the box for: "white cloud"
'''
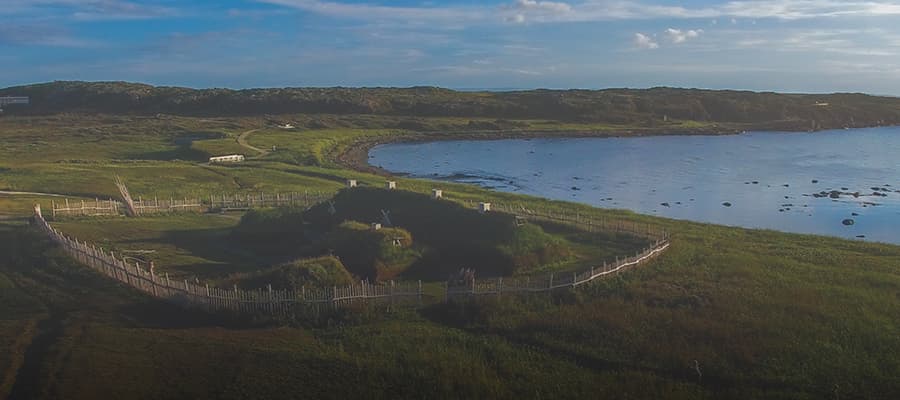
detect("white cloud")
[258,0,900,24]
[664,28,703,44]
[0,23,102,47]
[633,33,659,49]
[4,0,176,20]
[507,14,527,23]
[257,0,482,22]
[728,28,897,57]
[511,0,572,14]
[503,0,573,23]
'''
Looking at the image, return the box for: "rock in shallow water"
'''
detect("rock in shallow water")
[722,202,732,207]
[842,219,855,226]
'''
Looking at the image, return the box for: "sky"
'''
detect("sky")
[2,0,900,94]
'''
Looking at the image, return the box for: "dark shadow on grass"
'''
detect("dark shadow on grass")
[273,165,352,183]
[115,298,259,329]
[123,132,226,162]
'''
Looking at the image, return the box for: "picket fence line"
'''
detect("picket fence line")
[35,187,672,315]
[447,199,671,297]
[51,198,120,217]
[446,241,669,298]
[463,200,669,241]
[51,191,331,217]
[33,205,423,314]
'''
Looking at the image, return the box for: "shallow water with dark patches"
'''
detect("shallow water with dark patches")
[369,127,900,244]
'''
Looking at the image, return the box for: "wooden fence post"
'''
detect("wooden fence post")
[417,280,423,304]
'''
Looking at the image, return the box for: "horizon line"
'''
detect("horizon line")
[2,80,897,97]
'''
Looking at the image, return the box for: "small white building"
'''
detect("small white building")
[281,123,295,129]
[386,181,397,190]
[209,154,245,164]
[432,189,443,199]
[347,179,358,188]
[479,202,491,213]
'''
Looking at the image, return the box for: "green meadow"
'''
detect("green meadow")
[1,114,899,399]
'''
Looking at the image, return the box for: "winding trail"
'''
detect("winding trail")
[236,129,268,157]
[0,191,70,198]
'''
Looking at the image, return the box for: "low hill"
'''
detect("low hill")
[3,81,900,130]
[305,187,574,278]
[224,256,354,290]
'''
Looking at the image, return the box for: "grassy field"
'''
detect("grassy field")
[1,114,899,398]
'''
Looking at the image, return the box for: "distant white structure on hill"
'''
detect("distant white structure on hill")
[280,123,295,129]
[209,154,245,163]
[0,96,29,112]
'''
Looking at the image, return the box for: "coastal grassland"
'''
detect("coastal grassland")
[0,112,723,204]
[0,259,45,399]
[248,128,400,166]
[51,214,261,280]
[0,114,256,164]
[2,113,900,398]
[2,202,899,398]
[44,189,647,286]
[0,193,93,218]
[0,161,351,199]
[0,221,707,399]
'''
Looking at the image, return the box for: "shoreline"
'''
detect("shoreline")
[347,125,900,245]
[338,122,900,176]
[336,125,747,175]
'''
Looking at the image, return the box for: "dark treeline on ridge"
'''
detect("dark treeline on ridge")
[3,81,900,131]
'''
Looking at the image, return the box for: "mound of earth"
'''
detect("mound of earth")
[305,187,572,278]
[226,256,353,290]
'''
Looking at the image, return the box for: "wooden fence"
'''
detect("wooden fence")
[51,191,331,218]
[446,240,669,298]
[32,206,423,314]
[448,200,671,298]
[206,191,330,211]
[463,200,669,241]
[132,197,203,214]
[51,198,120,217]
[35,188,673,314]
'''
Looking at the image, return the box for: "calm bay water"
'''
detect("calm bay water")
[369,127,900,244]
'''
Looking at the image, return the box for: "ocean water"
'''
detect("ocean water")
[369,127,900,244]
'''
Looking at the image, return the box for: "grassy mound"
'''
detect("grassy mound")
[306,187,572,278]
[232,207,312,257]
[325,221,419,281]
[225,256,353,289]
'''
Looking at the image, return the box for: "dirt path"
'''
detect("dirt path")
[236,129,268,157]
[0,191,71,198]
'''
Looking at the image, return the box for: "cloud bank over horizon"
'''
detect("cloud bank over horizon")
[2,0,900,94]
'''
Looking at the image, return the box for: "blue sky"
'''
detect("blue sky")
[2,0,900,94]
